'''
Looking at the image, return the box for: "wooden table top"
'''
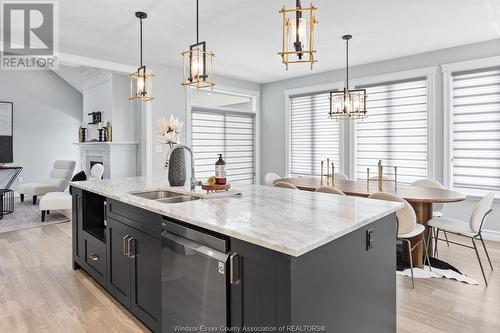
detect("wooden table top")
[277,177,466,204]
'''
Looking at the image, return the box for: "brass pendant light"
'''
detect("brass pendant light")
[129,11,154,102]
[329,35,367,120]
[278,0,318,70]
[181,0,215,89]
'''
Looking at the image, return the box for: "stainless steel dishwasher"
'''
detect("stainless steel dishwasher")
[161,219,233,332]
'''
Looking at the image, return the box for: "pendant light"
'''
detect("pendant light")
[278,0,318,70]
[129,11,154,102]
[181,0,215,89]
[329,35,367,120]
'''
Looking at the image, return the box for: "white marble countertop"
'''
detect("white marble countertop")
[71,176,402,257]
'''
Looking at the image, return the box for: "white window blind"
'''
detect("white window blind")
[355,78,428,184]
[451,66,500,195]
[191,108,255,185]
[289,92,341,176]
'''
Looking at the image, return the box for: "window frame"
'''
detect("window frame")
[284,81,346,177]
[186,85,261,184]
[442,56,500,197]
[349,67,438,181]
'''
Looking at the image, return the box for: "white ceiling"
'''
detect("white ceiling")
[55,0,500,83]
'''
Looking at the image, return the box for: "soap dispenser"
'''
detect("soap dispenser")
[215,154,226,185]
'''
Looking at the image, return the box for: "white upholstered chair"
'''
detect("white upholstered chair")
[39,164,104,222]
[333,173,349,182]
[17,160,76,204]
[412,179,445,217]
[369,192,431,288]
[274,181,299,190]
[264,172,281,186]
[428,192,495,285]
[315,186,346,195]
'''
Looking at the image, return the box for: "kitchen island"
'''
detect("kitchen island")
[71,176,402,333]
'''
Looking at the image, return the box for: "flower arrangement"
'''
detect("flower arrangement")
[157,115,184,148]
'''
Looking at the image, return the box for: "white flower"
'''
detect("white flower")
[158,115,184,146]
[158,131,179,146]
[168,115,184,133]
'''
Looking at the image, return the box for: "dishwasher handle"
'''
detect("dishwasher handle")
[162,230,229,263]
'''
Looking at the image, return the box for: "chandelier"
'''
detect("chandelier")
[129,12,154,102]
[329,35,367,120]
[278,0,318,70]
[181,0,215,89]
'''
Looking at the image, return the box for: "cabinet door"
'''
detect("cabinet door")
[106,218,132,308]
[129,229,162,332]
[72,189,84,266]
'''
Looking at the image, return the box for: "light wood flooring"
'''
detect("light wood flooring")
[0,222,499,333]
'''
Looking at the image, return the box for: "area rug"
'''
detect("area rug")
[0,201,70,234]
[396,244,478,285]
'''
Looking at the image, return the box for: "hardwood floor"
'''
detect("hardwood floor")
[0,222,498,332]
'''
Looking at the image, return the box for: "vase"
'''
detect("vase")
[167,147,186,186]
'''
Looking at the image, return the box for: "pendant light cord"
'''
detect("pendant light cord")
[139,17,143,67]
[345,38,349,90]
[196,0,199,43]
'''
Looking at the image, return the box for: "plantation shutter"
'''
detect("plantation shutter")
[451,66,500,195]
[355,77,429,184]
[191,108,255,185]
[289,92,341,176]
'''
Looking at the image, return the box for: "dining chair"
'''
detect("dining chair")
[274,181,299,190]
[412,179,445,217]
[369,192,432,288]
[412,178,450,248]
[428,192,494,285]
[264,172,281,186]
[334,173,349,181]
[315,186,346,195]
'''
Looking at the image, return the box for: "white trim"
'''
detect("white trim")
[349,66,438,87]
[441,55,500,73]
[284,81,344,177]
[186,85,261,184]
[482,229,500,243]
[350,66,438,181]
[441,56,500,190]
[59,52,136,74]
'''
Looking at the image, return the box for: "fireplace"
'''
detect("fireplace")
[76,142,138,179]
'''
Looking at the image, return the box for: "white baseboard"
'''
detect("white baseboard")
[482,229,500,242]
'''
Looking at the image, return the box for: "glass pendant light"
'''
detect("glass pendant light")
[278,0,318,70]
[181,0,215,89]
[329,35,367,120]
[129,11,154,102]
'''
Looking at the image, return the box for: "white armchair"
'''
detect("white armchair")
[17,160,76,204]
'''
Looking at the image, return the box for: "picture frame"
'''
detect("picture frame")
[0,101,14,164]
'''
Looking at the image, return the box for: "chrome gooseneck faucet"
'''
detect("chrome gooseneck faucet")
[165,145,201,191]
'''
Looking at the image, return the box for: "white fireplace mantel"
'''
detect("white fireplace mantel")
[74,142,138,179]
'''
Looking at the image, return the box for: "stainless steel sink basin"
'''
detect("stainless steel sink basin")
[130,190,200,204]
[131,190,185,200]
[157,195,201,204]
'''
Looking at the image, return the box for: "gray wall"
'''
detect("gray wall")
[0,70,83,185]
[260,38,500,236]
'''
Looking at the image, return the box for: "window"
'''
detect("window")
[355,78,428,184]
[289,92,341,176]
[450,66,500,195]
[191,107,256,185]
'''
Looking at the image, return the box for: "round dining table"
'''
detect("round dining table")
[277,177,466,267]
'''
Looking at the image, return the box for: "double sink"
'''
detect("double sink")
[130,190,201,204]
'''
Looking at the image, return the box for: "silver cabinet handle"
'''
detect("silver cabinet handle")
[123,235,131,256]
[88,254,99,261]
[103,201,107,226]
[229,252,241,285]
[127,237,136,258]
